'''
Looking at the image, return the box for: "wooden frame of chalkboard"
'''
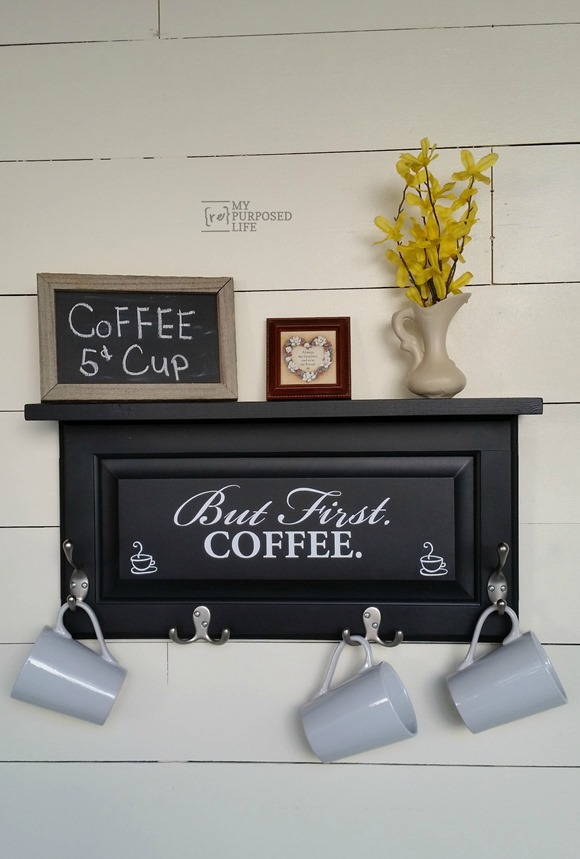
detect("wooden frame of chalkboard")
[23,398,544,642]
[37,273,238,401]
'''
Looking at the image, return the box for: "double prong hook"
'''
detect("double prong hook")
[342,607,404,648]
[169,606,230,645]
[487,542,510,615]
[63,539,89,610]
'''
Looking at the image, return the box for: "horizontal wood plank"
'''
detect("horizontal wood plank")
[1,518,576,645]
[0,528,61,641]
[0,762,577,859]
[3,285,580,409]
[519,405,580,524]
[234,286,580,403]
[494,143,580,283]
[0,639,575,765]
[0,296,40,406]
[0,0,158,44]
[0,414,59,525]
[519,523,580,642]
[24,399,543,422]
[161,0,580,38]
[0,151,493,296]
[1,27,579,160]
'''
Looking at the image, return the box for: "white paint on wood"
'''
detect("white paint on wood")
[0,151,492,297]
[1,517,578,646]
[0,762,577,859]
[0,296,40,406]
[162,0,580,38]
[0,528,61,640]
[519,405,580,524]
[0,414,59,526]
[4,282,579,408]
[0,639,575,766]
[1,26,579,160]
[519,523,580,642]
[235,284,580,402]
[0,1,158,44]
[494,144,580,283]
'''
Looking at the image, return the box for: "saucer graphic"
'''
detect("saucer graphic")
[130,541,158,575]
[419,542,448,577]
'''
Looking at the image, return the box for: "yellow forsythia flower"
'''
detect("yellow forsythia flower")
[374,138,498,306]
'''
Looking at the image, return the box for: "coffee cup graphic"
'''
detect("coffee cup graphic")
[419,542,448,577]
[130,541,157,575]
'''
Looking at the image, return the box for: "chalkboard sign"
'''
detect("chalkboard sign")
[37,273,237,401]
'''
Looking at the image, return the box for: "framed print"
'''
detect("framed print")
[266,316,350,400]
[37,273,237,401]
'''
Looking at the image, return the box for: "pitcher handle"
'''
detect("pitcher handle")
[54,602,122,667]
[316,635,375,697]
[391,307,423,370]
[456,605,522,672]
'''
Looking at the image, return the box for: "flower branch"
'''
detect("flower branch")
[374,139,498,306]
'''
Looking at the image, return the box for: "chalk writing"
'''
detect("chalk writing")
[54,290,220,385]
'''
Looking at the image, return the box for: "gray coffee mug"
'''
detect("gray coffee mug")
[301,636,417,762]
[11,601,127,725]
[447,605,567,733]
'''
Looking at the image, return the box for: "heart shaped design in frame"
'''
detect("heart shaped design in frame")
[282,335,333,383]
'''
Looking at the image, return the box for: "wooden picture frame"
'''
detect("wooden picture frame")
[266,316,351,400]
[37,273,237,401]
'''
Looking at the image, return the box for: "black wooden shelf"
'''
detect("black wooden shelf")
[25,397,543,423]
[25,397,542,641]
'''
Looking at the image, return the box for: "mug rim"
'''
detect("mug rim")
[446,629,568,732]
[301,659,418,761]
[527,630,567,702]
[10,616,126,724]
[378,661,418,736]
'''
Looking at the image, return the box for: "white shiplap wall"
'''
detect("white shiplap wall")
[1,3,579,857]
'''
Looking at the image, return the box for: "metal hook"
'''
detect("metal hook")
[342,607,404,648]
[487,541,510,615]
[63,539,89,610]
[169,606,230,645]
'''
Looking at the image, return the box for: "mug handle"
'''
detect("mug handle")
[456,605,522,672]
[316,635,375,697]
[54,602,123,667]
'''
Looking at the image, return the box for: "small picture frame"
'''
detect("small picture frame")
[266,316,351,400]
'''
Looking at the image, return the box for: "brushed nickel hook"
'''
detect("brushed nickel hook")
[63,539,89,611]
[342,607,404,648]
[487,542,510,615]
[169,606,230,645]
